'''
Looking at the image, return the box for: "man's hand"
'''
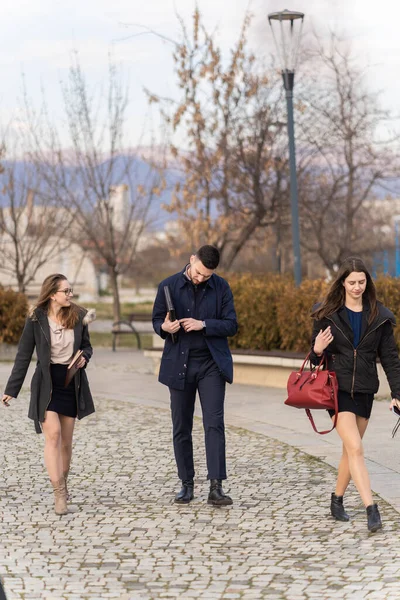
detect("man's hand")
[161,312,181,334]
[179,318,204,332]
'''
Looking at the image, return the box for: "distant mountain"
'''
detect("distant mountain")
[0,154,182,229]
[3,154,398,229]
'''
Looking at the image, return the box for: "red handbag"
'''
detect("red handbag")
[285,353,338,434]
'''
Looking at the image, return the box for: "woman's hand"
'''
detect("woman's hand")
[314,326,334,355]
[390,398,400,412]
[2,394,13,407]
[76,356,87,369]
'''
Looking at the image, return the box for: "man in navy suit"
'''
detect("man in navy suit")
[152,245,238,505]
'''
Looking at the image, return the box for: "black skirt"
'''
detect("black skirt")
[328,389,374,420]
[47,364,77,418]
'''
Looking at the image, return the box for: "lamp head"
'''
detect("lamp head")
[268,9,305,77]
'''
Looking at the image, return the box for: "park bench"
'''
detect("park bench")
[111,312,153,351]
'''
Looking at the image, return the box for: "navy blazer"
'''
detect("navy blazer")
[152,267,238,389]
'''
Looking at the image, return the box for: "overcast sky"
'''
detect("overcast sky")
[2,0,400,146]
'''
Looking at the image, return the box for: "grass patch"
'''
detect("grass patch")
[90,332,153,349]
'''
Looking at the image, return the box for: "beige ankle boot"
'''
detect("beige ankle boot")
[51,477,68,515]
[63,470,70,501]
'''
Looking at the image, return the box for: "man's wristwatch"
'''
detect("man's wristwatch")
[202,321,206,329]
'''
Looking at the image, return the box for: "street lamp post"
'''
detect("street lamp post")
[268,9,304,286]
[394,216,400,276]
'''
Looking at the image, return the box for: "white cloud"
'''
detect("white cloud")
[1,0,400,144]
[0,37,153,70]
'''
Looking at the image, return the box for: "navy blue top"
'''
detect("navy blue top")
[346,307,362,348]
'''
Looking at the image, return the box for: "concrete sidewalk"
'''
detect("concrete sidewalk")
[1,347,400,512]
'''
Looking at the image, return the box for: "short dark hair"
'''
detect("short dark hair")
[196,245,220,270]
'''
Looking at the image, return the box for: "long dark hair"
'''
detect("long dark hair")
[311,257,378,324]
[33,273,82,329]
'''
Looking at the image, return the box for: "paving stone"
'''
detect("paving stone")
[0,390,400,599]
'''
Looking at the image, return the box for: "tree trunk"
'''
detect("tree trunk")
[108,266,121,323]
[17,274,26,294]
[222,214,266,270]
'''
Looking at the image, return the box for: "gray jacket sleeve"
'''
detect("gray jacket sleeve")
[4,318,35,398]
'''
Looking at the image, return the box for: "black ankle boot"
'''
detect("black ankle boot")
[366,503,382,532]
[330,493,350,522]
[174,480,194,504]
[207,479,233,506]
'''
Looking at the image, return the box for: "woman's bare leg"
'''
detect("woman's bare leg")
[335,415,369,496]
[59,415,75,477]
[334,412,373,507]
[42,411,63,482]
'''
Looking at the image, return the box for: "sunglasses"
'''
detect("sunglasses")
[57,288,74,296]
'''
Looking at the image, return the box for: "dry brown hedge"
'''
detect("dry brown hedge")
[375,276,400,349]
[227,274,400,353]
[227,274,287,351]
[0,287,28,344]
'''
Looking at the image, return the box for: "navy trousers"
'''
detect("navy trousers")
[0,580,7,600]
[169,354,227,481]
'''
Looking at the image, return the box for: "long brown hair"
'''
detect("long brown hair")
[311,257,378,324]
[33,273,82,329]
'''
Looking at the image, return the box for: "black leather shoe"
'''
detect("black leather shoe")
[366,503,382,532]
[330,493,350,522]
[207,479,233,506]
[174,480,194,504]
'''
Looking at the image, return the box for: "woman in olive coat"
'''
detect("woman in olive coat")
[2,274,95,515]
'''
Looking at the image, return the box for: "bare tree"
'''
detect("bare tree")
[297,35,400,273]
[0,137,73,293]
[150,9,290,270]
[26,56,162,321]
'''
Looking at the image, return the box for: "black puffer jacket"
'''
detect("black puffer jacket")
[311,302,400,399]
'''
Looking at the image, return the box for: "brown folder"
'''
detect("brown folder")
[64,350,83,387]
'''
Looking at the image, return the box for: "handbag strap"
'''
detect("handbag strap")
[298,352,326,377]
[305,374,339,435]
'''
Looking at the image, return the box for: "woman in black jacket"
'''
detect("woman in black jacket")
[2,274,95,515]
[311,257,400,532]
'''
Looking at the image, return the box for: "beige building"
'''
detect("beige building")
[0,235,98,301]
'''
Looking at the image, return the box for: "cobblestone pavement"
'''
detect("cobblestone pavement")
[1,394,400,600]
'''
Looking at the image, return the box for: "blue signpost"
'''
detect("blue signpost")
[395,218,400,277]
